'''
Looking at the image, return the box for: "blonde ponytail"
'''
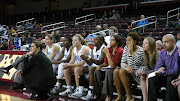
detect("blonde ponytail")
[74,34,89,46]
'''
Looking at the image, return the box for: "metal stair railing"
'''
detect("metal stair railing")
[41,22,67,34]
[16,18,35,28]
[166,7,180,25]
[75,14,94,26]
[131,16,157,33]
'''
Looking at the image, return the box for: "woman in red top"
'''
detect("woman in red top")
[93,34,123,101]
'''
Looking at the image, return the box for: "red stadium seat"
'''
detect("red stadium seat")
[145,28,154,32]
[154,28,164,32]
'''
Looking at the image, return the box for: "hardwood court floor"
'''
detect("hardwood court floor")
[0,81,144,101]
[0,81,84,101]
[0,94,31,101]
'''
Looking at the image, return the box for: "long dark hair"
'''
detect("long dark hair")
[112,34,122,47]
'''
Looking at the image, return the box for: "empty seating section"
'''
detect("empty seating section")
[20,14,179,47]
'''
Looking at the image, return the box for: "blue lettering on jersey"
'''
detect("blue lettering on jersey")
[75,56,81,63]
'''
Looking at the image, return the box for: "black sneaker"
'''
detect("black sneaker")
[27,93,49,100]
[0,68,9,74]
[47,93,54,101]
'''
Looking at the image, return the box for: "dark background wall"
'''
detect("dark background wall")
[0,0,179,25]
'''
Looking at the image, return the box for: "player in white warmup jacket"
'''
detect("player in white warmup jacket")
[59,34,91,98]
[45,34,61,73]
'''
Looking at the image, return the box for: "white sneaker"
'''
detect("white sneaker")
[68,89,84,99]
[52,86,60,94]
[81,91,93,100]
[58,98,65,101]
[59,89,72,96]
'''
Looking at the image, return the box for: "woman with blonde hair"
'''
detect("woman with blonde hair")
[136,37,159,101]
[59,34,91,99]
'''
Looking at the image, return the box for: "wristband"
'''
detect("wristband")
[128,54,132,57]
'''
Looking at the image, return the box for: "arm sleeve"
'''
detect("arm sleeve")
[145,19,148,24]
[85,35,89,41]
[18,38,21,48]
[104,54,108,64]
[163,55,178,76]
[155,51,164,71]
[23,54,38,74]
[127,47,144,70]
[121,46,128,68]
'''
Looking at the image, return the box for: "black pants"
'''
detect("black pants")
[93,69,114,96]
[148,75,178,101]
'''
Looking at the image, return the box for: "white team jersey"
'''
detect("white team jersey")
[105,36,110,48]
[74,45,91,65]
[93,44,106,60]
[91,44,106,67]
[47,44,61,61]
[62,47,71,60]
